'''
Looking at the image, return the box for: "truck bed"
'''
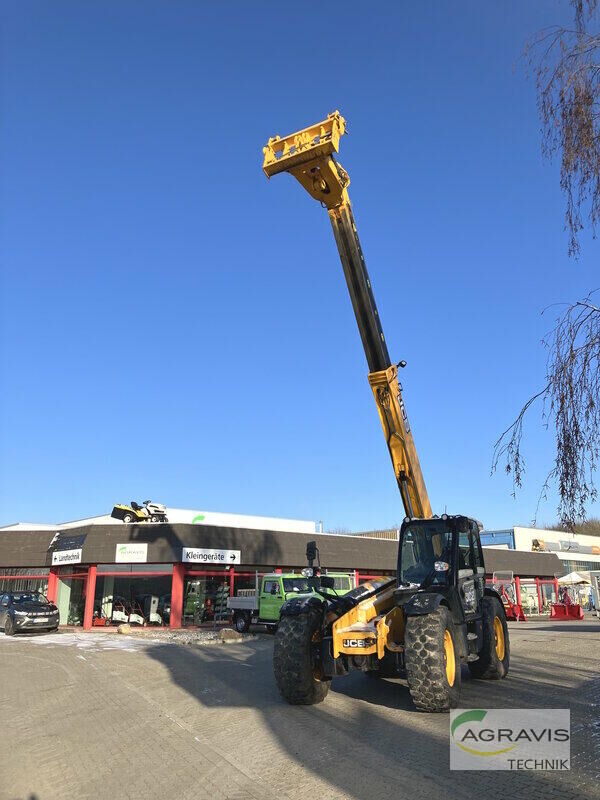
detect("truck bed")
[227,596,258,612]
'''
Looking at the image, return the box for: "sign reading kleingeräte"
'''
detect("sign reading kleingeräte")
[115,543,148,563]
[51,548,82,566]
[450,709,570,771]
[182,547,241,565]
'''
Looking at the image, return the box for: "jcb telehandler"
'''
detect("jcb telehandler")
[262,112,509,712]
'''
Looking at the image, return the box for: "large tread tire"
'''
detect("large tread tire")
[468,596,510,680]
[4,616,15,636]
[273,610,330,705]
[404,606,461,712]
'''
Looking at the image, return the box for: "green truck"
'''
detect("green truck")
[227,572,353,632]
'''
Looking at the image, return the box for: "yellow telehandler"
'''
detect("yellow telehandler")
[263,112,509,711]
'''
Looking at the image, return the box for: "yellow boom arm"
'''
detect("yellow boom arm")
[263,112,432,519]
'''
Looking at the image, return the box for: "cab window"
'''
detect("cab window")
[262,580,279,596]
[470,526,484,572]
[457,531,473,572]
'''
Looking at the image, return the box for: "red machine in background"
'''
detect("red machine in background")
[493,572,527,622]
[551,585,585,620]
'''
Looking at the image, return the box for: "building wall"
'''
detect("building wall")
[514,526,600,571]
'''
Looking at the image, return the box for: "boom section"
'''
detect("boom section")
[263,112,432,519]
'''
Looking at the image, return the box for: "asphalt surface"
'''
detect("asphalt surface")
[0,621,599,800]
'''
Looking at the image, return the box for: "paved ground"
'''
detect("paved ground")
[1,621,599,800]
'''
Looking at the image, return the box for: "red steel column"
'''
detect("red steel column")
[229,567,234,596]
[536,578,543,613]
[83,566,97,630]
[170,564,185,629]
[553,576,559,602]
[47,568,59,604]
[354,570,359,589]
[514,576,521,605]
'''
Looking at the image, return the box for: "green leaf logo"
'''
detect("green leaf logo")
[451,709,516,757]
[192,514,206,524]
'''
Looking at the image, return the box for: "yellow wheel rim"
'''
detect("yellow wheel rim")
[493,616,505,660]
[443,629,456,687]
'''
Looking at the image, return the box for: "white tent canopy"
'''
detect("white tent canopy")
[557,571,591,585]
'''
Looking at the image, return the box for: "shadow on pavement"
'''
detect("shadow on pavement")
[145,636,598,800]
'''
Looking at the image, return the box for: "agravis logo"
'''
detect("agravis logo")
[450,709,570,771]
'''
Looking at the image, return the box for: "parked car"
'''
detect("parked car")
[0,591,60,635]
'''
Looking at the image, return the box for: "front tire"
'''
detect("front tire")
[468,596,510,680]
[404,606,461,712]
[233,612,250,633]
[122,513,133,524]
[4,616,15,636]
[273,610,330,705]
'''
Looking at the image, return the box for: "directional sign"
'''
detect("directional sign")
[182,547,241,565]
[51,548,82,566]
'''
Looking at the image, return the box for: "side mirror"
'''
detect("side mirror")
[319,576,335,590]
[306,541,317,566]
[271,585,277,595]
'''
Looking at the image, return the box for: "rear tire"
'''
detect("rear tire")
[122,513,133,524]
[4,616,15,636]
[468,596,510,680]
[273,610,330,705]
[404,606,461,712]
[233,612,250,633]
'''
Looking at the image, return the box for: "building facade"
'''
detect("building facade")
[0,520,565,629]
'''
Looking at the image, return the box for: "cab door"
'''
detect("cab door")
[259,578,282,621]
[456,530,479,621]
[469,524,486,613]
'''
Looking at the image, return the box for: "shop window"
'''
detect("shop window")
[93,567,172,627]
[56,568,87,626]
[183,573,230,626]
[0,568,49,595]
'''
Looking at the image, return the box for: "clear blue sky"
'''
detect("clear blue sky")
[1,1,598,530]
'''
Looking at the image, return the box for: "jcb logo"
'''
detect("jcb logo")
[343,638,367,648]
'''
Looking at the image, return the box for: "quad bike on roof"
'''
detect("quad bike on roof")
[263,113,510,712]
[111,500,168,524]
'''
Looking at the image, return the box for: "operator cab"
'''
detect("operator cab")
[397,515,483,591]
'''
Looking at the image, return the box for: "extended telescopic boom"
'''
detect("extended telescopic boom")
[263,112,432,519]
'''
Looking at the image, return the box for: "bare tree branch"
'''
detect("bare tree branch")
[493,289,600,527]
[527,0,600,256]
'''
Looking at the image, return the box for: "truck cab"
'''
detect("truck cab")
[228,572,354,632]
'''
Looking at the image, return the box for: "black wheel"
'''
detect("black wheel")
[122,513,133,524]
[468,596,510,680]
[234,612,250,633]
[4,616,15,636]
[151,515,158,523]
[273,610,330,705]
[404,606,461,712]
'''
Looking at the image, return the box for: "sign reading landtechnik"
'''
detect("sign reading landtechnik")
[450,708,570,771]
[51,548,82,566]
[182,547,241,564]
